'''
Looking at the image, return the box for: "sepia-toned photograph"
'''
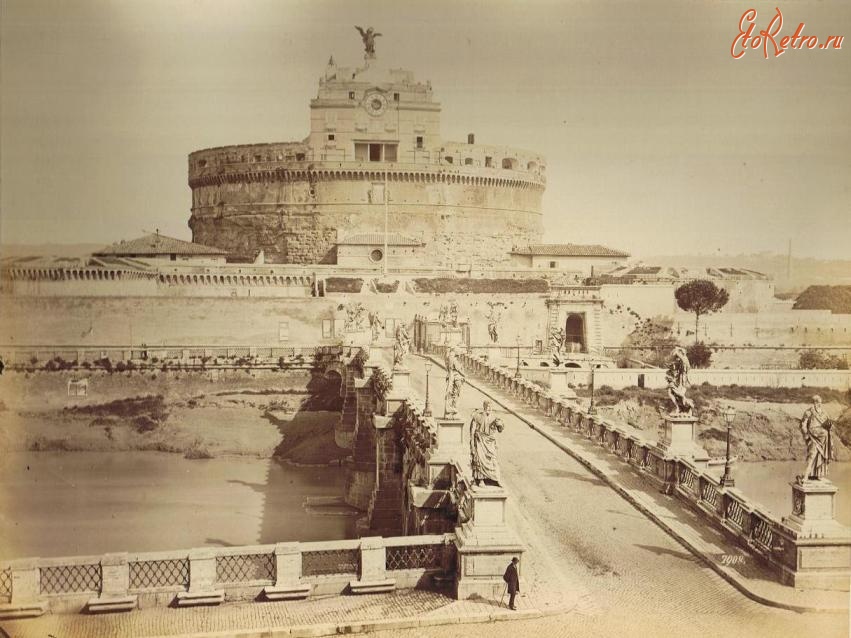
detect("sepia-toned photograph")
[1,1,849,636]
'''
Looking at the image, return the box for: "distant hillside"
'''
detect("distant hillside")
[794,286,851,314]
[642,253,851,293]
[1,243,103,259]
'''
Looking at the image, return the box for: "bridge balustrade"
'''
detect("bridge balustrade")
[0,534,456,617]
[454,350,826,587]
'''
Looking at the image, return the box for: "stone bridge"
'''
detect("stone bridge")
[2,341,850,626]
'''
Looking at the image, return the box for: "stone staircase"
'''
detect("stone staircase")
[367,480,404,537]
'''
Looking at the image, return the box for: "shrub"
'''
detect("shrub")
[115,361,127,373]
[184,439,214,460]
[132,415,158,433]
[687,342,713,369]
[373,279,399,293]
[325,277,364,293]
[799,350,849,370]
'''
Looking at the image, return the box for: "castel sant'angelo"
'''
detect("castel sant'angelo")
[187,29,546,267]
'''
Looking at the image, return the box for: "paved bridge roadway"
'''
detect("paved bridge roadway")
[398,355,847,638]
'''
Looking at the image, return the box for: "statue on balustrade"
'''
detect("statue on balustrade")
[449,301,459,328]
[550,327,565,355]
[665,346,694,415]
[798,395,834,482]
[369,311,384,343]
[444,345,466,417]
[470,400,505,487]
[486,302,504,343]
[393,323,411,369]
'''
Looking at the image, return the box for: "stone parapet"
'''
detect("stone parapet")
[0,535,456,618]
[456,349,851,592]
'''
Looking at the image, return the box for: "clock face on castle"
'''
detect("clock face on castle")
[363,91,387,117]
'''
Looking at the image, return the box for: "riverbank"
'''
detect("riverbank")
[0,369,348,466]
[575,385,851,462]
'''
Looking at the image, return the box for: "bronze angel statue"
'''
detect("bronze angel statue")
[355,26,382,56]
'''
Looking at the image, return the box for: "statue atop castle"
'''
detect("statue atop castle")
[355,26,382,58]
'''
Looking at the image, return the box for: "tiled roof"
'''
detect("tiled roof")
[337,233,422,247]
[94,234,228,256]
[511,243,630,258]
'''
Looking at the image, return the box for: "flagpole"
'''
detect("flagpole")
[383,169,389,278]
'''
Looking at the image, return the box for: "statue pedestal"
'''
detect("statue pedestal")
[435,418,465,459]
[453,486,524,600]
[776,479,851,590]
[656,414,708,465]
[385,368,410,413]
[783,480,847,538]
[441,328,464,346]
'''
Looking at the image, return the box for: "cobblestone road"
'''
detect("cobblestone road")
[403,355,849,638]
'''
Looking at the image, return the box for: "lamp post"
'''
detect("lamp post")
[588,364,598,415]
[423,361,433,417]
[514,336,522,379]
[720,405,736,487]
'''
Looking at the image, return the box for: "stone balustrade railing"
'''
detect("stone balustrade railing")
[443,346,847,588]
[0,344,346,368]
[0,534,456,618]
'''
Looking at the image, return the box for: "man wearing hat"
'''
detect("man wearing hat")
[503,557,521,610]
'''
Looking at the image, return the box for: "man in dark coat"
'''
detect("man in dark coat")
[503,557,520,610]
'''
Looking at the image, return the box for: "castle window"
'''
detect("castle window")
[485,156,493,168]
[370,248,384,263]
[327,133,335,141]
[393,92,400,101]
[278,322,289,342]
[349,91,355,99]
[198,159,207,168]
[296,152,305,161]
[416,136,423,149]
[369,144,382,161]
[254,154,262,162]
[322,319,333,338]
[464,157,473,166]
[384,144,397,162]
[170,254,176,261]
[549,261,557,269]
[502,157,517,169]
[444,156,454,164]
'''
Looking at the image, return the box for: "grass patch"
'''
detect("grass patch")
[65,395,168,420]
[28,436,77,452]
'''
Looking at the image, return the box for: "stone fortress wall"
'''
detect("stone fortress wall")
[187,143,545,267]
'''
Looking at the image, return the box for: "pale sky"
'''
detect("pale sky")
[2,0,849,259]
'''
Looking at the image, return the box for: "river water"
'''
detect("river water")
[0,451,354,560]
[709,461,851,527]
[2,452,848,561]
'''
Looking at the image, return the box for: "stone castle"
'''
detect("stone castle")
[187,42,546,267]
